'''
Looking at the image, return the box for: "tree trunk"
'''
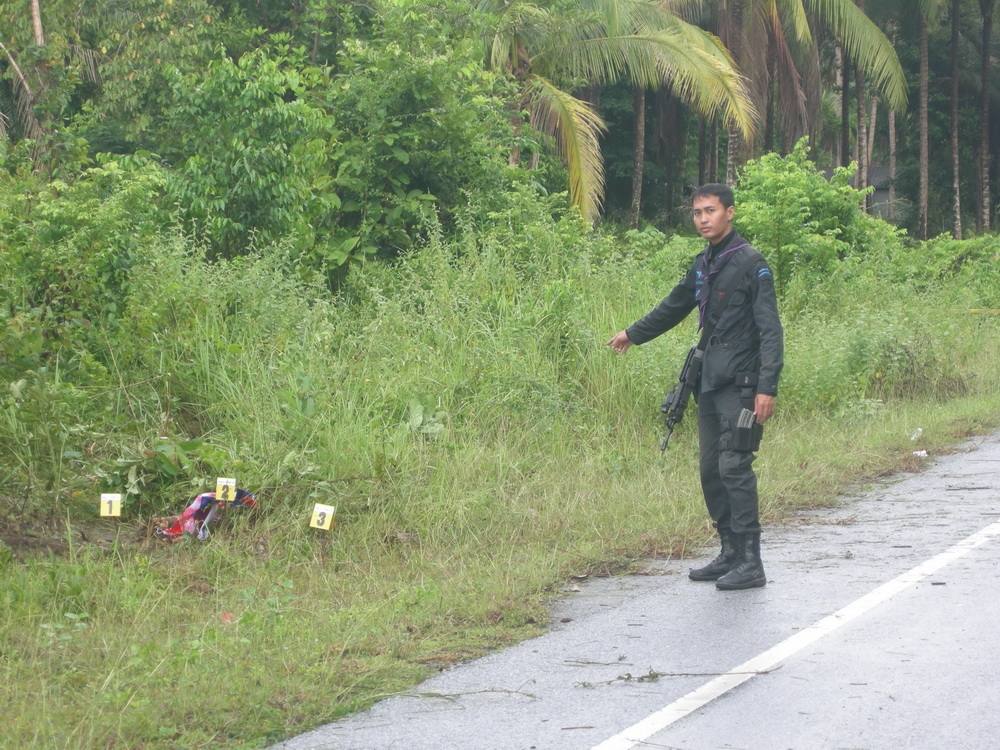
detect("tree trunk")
[856,61,868,204]
[867,97,879,167]
[855,0,867,202]
[31,0,44,47]
[889,108,897,221]
[726,129,739,185]
[833,45,842,166]
[724,0,746,184]
[507,45,530,168]
[919,14,930,239]
[581,85,602,111]
[698,119,707,186]
[841,47,852,168]
[887,23,898,223]
[670,101,689,215]
[952,0,963,239]
[764,31,777,155]
[509,114,523,167]
[980,0,994,232]
[629,87,646,229]
[0,40,43,138]
[710,121,719,182]
[657,92,687,222]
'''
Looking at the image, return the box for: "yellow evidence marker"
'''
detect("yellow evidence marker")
[215,477,237,503]
[100,493,122,517]
[310,503,336,531]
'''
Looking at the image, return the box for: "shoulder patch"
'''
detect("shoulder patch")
[757,267,772,280]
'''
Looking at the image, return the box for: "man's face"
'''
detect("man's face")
[692,194,735,245]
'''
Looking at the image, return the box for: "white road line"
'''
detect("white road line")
[591,520,1000,750]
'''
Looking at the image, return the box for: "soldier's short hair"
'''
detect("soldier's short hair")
[693,183,735,209]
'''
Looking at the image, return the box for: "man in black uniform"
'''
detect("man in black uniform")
[607,183,783,590]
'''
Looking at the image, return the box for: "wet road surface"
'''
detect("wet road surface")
[275,431,1000,750]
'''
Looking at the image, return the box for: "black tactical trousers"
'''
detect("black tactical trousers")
[696,384,761,535]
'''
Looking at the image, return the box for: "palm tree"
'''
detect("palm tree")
[480,0,756,222]
[30,0,44,47]
[918,0,946,239]
[629,85,646,227]
[705,0,906,178]
[0,40,43,140]
[855,0,869,199]
[840,45,851,167]
[951,0,962,238]
[979,0,995,232]
[0,5,98,145]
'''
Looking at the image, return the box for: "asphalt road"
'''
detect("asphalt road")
[276,431,1000,750]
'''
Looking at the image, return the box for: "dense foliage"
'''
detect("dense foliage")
[4,0,1000,240]
[1,6,999,746]
[0,133,997,518]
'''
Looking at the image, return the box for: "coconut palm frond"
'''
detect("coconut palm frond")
[660,0,708,24]
[70,44,101,85]
[480,0,551,72]
[578,0,676,35]
[917,0,948,24]
[526,75,607,222]
[489,28,517,72]
[742,4,774,113]
[0,109,9,140]
[538,13,755,138]
[776,0,813,45]
[0,40,43,139]
[770,4,810,143]
[644,18,758,138]
[539,33,663,87]
[806,0,907,111]
[582,0,624,36]
[785,5,825,101]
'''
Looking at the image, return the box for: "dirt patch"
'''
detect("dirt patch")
[0,517,147,561]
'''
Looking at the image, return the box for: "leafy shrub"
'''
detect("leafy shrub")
[324,28,511,266]
[903,235,1000,307]
[128,27,511,275]
[157,44,336,258]
[736,139,905,287]
[0,151,168,356]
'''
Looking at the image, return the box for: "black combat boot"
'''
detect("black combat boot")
[716,532,766,590]
[688,527,740,581]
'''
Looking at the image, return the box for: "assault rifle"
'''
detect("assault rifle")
[659,345,703,452]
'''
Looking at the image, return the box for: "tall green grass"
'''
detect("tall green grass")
[2,188,999,747]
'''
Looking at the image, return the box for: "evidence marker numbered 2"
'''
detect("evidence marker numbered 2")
[100,493,122,517]
[310,503,337,531]
[215,477,237,503]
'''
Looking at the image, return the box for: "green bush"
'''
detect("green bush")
[905,235,1000,307]
[0,154,996,519]
[0,151,168,356]
[157,44,336,258]
[735,138,905,288]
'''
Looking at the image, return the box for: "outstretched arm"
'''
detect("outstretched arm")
[615,266,698,350]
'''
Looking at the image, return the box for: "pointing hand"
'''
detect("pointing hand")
[607,330,633,354]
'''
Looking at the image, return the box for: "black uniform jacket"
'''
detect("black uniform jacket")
[625,232,784,396]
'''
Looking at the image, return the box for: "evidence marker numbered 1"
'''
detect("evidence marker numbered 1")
[310,503,337,531]
[215,477,237,503]
[100,493,122,517]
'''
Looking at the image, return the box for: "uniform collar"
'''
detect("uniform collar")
[708,230,737,257]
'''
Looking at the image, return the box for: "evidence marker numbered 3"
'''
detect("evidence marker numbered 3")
[310,503,337,531]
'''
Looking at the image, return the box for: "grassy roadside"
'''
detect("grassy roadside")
[3,153,998,747]
[3,378,999,749]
